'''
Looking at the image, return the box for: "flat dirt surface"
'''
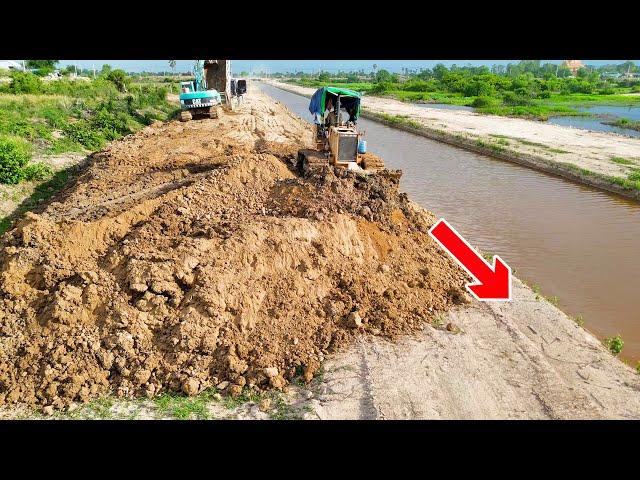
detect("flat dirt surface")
[270,81,640,180]
[1,90,638,419]
[0,91,468,410]
[312,276,640,419]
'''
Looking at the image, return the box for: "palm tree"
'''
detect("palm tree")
[168,60,177,93]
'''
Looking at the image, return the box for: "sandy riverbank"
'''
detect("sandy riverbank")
[1,90,638,420]
[267,80,640,201]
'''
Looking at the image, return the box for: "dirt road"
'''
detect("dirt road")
[268,80,640,200]
[0,90,638,419]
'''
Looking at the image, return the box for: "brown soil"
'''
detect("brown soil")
[0,92,467,410]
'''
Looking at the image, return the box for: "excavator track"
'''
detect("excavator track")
[180,110,192,122]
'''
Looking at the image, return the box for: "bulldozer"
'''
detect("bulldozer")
[179,60,230,121]
[297,86,388,174]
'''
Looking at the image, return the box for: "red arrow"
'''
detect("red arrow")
[428,218,512,301]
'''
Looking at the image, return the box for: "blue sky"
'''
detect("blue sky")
[55,60,638,74]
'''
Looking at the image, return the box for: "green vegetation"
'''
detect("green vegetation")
[0,69,177,167]
[286,61,640,121]
[154,389,220,419]
[604,118,640,132]
[22,162,53,181]
[0,136,32,183]
[431,313,446,329]
[611,156,635,165]
[604,335,624,356]
[377,113,422,129]
[562,162,640,192]
[0,65,179,236]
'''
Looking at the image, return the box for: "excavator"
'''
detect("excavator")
[297,86,392,176]
[178,60,231,121]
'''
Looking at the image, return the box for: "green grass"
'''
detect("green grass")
[562,162,640,192]
[154,388,219,419]
[604,118,640,132]
[611,156,635,165]
[431,313,446,329]
[377,113,422,129]
[627,169,640,182]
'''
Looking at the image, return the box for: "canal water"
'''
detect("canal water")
[259,82,640,362]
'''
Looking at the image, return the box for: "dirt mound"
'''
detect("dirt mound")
[0,93,468,409]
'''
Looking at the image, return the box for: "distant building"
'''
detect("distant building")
[562,60,585,76]
[0,60,24,71]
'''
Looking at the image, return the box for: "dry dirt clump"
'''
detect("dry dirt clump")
[0,92,468,409]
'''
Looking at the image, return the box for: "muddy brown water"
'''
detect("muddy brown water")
[259,82,640,363]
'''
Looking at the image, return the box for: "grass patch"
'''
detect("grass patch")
[431,313,446,329]
[604,117,640,132]
[377,113,422,129]
[154,388,219,419]
[475,138,507,153]
[611,156,634,165]
[22,162,53,181]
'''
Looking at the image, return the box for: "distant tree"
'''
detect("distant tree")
[318,71,330,82]
[169,60,177,75]
[105,69,129,92]
[375,69,395,83]
[25,60,58,70]
[617,61,638,74]
[100,64,113,76]
[432,63,448,81]
[491,64,506,75]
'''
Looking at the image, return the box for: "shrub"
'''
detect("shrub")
[502,91,532,106]
[375,69,396,84]
[463,79,496,97]
[105,69,129,93]
[62,121,105,150]
[91,107,131,140]
[371,82,394,94]
[0,136,32,184]
[604,335,624,355]
[472,96,499,108]
[9,72,43,94]
[22,162,53,181]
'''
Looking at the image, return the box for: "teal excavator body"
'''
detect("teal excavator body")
[178,60,223,121]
